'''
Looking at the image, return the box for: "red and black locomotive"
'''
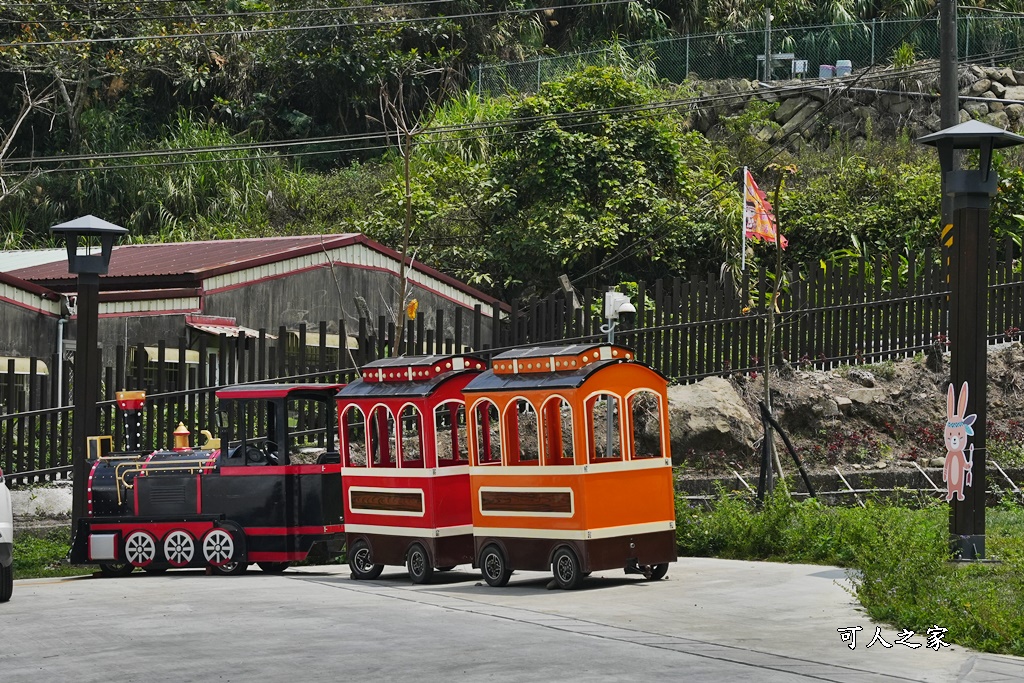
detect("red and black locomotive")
[69,384,344,576]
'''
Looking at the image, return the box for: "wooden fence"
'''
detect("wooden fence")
[3,243,1023,485]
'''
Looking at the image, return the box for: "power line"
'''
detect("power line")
[0,0,637,48]
[1,63,948,170]
[0,0,463,27]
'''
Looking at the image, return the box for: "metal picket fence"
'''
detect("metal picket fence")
[474,14,1024,96]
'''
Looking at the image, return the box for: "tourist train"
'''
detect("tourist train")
[69,342,676,589]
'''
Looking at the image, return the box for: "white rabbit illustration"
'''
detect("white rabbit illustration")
[942,381,976,503]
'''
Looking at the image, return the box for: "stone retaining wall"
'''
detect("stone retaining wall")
[690,61,1024,148]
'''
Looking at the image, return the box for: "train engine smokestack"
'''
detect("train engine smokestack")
[116,390,146,451]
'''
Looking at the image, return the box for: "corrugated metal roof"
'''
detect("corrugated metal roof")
[6,233,505,310]
[9,235,360,281]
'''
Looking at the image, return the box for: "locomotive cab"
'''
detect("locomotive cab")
[216,383,343,467]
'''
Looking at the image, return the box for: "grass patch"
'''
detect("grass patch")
[13,528,91,579]
[677,490,1024,656]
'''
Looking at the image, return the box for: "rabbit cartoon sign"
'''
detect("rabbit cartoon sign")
[943,381,976,503]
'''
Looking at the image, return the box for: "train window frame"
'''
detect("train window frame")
[434,400,469,467]
[341,405,368,467]
[367,403,397,468]
[398,403,425,469]
[503,397,540,467]
[470,399,502,466]
[626,388,666,460]
[540,394,575,466]
[584,391,625,464]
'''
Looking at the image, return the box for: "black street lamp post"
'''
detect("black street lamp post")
[918,121,1024,560]
[50,215,127,530]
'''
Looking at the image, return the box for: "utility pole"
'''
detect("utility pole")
[940,0,959,237]
[763,6,772,81]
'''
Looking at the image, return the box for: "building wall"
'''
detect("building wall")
[93,314,190,364]
[203,266,497,345]
[0,303,58,360]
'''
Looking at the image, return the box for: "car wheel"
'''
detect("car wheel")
[406,543,433,584]
[480,544,512,588]
[647,563,669,581]
[552,547,583,590]
[211,561,249,576]
[348,539,383,580]
[98,562,134,577]
[0,562,12,602]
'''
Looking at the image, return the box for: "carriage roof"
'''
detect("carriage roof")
[336,354,486,400]
[463,344,664,394]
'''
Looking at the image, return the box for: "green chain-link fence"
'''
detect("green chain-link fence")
[474,15,1024,96]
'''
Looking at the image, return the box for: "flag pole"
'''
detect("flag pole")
[741,166,749,271]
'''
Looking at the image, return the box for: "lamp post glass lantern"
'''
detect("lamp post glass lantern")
[918,121,1024,560]
[49,215,127,530]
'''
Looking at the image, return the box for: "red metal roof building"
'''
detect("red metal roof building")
[1,233,503,392]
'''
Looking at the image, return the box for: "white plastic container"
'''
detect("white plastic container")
[836,60,852,77]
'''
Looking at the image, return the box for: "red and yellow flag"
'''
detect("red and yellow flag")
[744,168,787,249]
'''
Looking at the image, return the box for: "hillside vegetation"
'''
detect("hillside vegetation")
[4,2,1024,299]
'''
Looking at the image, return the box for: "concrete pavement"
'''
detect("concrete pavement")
[2,557,1022,682]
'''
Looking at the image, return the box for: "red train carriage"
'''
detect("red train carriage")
[69,384,344,576]
[336,355,486,583]
[462,343,676,589]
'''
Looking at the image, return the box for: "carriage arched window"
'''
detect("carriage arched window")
[505,398,539,466]
[435,401,469,467]
[541,395,574,466]
[586,393,623,463]
[367,405,396,468]
[341,405,367,467]
[628,390,664,459]
[399,404,424,469]
[472,400,502,465]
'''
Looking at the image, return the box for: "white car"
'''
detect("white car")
[0,467,12,602]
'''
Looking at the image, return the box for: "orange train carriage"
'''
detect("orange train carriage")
[461,343,676,589]
[336,355,487,583]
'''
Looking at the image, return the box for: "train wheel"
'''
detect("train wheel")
[480,545,512,588]
[163,530,196,567]
[0,562,12,602]
[202,528,235,567]
[552,547,583,590]
[348,539,383,580]
[98,562,134,577]
[406,543,433,584]
[647,563,669,581]
[124,531,157,568]
[257,562,291,574]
